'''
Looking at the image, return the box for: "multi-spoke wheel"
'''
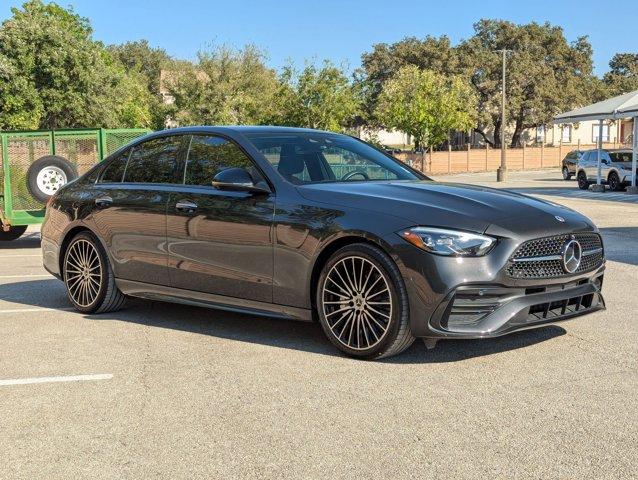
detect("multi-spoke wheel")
[63,231,126,313]
[317,243,414,359]
[608,171,624,191]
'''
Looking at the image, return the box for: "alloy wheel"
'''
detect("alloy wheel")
[609,172,621,191]
[65,239,103,308]
[321,255,393,350]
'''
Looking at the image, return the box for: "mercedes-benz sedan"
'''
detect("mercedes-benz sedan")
[42,126,605,359]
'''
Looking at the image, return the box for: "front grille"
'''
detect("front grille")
[507,233,603,279]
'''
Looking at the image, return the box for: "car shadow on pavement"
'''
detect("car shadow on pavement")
[2,279,567,364]
[0,232,41,250]
[599,227,638,267]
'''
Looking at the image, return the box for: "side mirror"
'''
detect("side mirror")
[212,167,270,194]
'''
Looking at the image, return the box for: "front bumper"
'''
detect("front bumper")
[425,274,604,338]
[389,231,606,339]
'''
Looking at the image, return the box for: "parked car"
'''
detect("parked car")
[561,150,583,180]
[576,148,636,191]
[41,126,605,359]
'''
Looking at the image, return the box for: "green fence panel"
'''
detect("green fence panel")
[1,128,151,225]
[6,132,53,211]
[103,129,150,157]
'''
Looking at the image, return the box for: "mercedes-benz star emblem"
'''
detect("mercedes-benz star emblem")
[562,239,582,273]
[555,215,565,222]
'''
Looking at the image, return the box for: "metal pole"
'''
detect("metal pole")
[591,119,605,192]
[497,49,508,182]
[629,117,638,194]
[597,120,603,185]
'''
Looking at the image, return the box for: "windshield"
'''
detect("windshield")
[245,132,423,184]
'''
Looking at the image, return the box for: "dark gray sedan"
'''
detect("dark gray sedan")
[41,126,605,359]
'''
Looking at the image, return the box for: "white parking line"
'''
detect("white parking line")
[0,307,75,315]
[0,274,52,278]
[0,254,42,258]
[0,373,113,387]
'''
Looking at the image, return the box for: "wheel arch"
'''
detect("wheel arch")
[308,233,396,312]
[58,225,103,276]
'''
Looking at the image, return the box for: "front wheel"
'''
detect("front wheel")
[63,231,126,313]
[577,171,590,190]
[316,243,414,359]
[0,225,27,241]
[562,166,572,180]
[608,171,624,192]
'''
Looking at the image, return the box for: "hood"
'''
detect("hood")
[298,180,595,238]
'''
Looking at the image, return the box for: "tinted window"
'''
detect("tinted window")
[124,136,183,184]
[184,135,261,186]
[99,149,129,183]
[609,152,632,163]
[246,133,420,184]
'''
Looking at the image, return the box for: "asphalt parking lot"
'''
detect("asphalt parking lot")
[1,169,637,479]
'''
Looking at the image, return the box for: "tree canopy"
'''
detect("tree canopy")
[0,0,154,130]
[359,20,606,147]
[376,66,476,150]
[0,0,635,152]
[275,61,360,131]
[603,53,638,96]
[166,45,281,126]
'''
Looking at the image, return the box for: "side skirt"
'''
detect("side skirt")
[116,279,313,322]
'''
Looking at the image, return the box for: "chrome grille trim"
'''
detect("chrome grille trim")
[507,233,604,279]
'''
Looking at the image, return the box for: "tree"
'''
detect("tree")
[359,36,458,125]
[0,0,152,129]
[457,20,597,146]
[603,53,638,96]
[376,66,476,154]
[0,53,42,130]
[166,45,281,126]
[276,61,360,131]
[108,40,172,128]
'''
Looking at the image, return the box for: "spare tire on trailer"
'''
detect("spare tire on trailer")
[0,224,28,241]
[26,155,78,203]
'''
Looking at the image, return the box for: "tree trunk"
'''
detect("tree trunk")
[510,118,524,148]
[473,128,495,147]
[493,118,502,148]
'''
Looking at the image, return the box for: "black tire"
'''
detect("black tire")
[608,171,624,192]
[63,231,126,314]
[562,166,572,180]
[577,171,590,190]
[316,243,414,359]
[0,225,28,241]
[27,155,78,203]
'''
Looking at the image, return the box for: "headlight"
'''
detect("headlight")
[398,227,496,256]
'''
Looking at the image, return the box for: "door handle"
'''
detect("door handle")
[95,196,113,208]
[175,200,198,213]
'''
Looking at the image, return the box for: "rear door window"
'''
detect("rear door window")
[124,136,184,184]
[99,149,130,183]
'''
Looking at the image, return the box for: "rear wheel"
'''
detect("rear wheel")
[608,171,624,192]
[0,225,27,241]
[316,243,414,359]
[562,166,572,180]
[63,231,126,313]
[577,171,590,190]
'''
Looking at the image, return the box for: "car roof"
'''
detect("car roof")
[584,148,632,153]
[151,125,337,136]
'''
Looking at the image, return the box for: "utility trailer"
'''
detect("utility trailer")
[0,128,149,241]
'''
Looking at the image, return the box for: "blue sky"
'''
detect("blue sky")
[1,0,636,75]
